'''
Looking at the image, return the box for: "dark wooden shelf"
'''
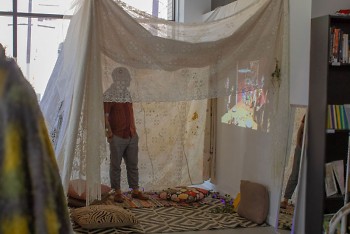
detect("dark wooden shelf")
[325,193,344,200]
[330,15,350,22]
[308,15,350,233]
[324,193,349,214]
[329,63,350,66]
[326,129,350,134]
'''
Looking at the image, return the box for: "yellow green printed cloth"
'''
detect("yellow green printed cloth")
[0,57,72,234]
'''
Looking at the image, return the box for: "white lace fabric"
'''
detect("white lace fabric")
[40,0,289,204]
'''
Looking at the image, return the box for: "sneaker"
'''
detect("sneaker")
[114,193,124,203]
[131,191,149,200]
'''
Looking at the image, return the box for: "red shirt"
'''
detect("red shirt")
[104,102,137,138]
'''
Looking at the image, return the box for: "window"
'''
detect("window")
[123,0,174,20]
[0,0,174,100]
[17,0,75,15]
[16,17,70,98]
[0,16,13,57]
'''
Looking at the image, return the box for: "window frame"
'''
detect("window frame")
[0,0,65,58]
[0,0,176,58]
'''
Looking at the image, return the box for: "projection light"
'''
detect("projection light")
[221,60,269,132]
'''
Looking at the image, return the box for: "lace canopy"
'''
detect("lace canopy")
[40,0,289,204]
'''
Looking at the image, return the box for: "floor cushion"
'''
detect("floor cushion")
[68,196,86,208]
[71,205,138,229]
[68,179,111,201]
[159,186,209,203]
[237,180,269,224]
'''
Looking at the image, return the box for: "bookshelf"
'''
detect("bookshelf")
[308,15,350,233]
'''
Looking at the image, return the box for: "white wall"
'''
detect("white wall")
[290,0,312,106]
[290,0,350,106]
[176,0,211,23]
[312,0,350,18]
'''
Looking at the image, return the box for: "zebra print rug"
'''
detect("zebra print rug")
[73,198,266,233]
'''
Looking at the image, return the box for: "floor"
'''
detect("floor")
[182,182,291,234]
[166,227,290,234]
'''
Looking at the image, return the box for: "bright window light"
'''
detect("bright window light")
[0,1,174,100]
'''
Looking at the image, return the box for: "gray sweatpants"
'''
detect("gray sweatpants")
[109,134,139,190]
[284,146,302,199]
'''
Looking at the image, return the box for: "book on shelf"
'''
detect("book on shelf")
[327,104,350,130]
[325,160,345,197]
[332,160,345,195]
[329,27,350,65]
[344,104,350,127]
[342,33,349,63]
[325,162,339,197]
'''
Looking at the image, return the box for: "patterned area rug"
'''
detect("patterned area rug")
[73,198,267,233]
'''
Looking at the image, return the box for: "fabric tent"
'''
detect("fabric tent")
[0,46,72,234]
[40,0,289,204]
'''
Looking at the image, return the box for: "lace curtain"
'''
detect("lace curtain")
[40,0,289,203]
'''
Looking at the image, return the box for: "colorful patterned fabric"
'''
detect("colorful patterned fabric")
[159,187,209,203]
[0,54,72,234]
[90,191,210,209]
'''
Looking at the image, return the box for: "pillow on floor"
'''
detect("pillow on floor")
[68,179,111,201]
[237,180,269,224]
[68,196,86,208]
[159,186,208,203]
[71,205,138,229]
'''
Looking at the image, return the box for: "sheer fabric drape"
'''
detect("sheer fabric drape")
[40,0,289,203]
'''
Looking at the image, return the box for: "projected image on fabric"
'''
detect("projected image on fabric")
[221,60,269,132]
